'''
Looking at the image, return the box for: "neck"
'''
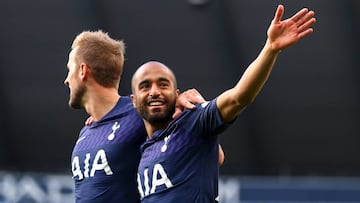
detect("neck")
[84,87,120,121]
[144,121,170,139]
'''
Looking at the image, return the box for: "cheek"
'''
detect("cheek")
[69,70,80,84]
[170,92,178,102]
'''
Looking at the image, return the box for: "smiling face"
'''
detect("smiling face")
[131,61,179,127]
[64,48,86,109]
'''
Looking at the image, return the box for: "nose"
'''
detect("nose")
[149,84,160,97]
[64,77,69,87]
[64,71,70,86]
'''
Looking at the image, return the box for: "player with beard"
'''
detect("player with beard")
[131,5,316,202]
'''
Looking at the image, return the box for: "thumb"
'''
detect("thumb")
[273,4,284,23]
[172,107,183,119]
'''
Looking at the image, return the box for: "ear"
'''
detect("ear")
[175,89,180,97]
[79,63,90,80]
[130,94,137,108]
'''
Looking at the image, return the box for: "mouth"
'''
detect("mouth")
[148,100,165,107]
[147,98,166,108]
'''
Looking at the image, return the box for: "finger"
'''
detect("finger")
[297,17,316,36]
[296,10,315,27]
[189,88,206,102]
[273,4,284,23]
[182,100,196,109]
[218,145,225,166]
[192,93,205,103]
[189,88,200,95]
[298,27,314,39]
[290,8,309,23]
[185,88,206,103]
[85,117,93,126]
[172,108,183,119]
[187,88,200,97]
[195,95,206,103]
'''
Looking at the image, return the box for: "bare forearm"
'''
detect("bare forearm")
[217,40,280,122]
[236,39,280,103]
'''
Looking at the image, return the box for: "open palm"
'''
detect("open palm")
[267,5,316,51]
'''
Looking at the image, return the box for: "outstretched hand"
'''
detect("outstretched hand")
[267,5,316,51]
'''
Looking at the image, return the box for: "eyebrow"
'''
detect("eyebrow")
[138,80,149,87]
[137,77,171,87]
[158,77,171,83]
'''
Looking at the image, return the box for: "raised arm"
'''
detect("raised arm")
[217,5,316,123]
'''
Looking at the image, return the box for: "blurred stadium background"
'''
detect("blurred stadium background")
[0,0,359,202]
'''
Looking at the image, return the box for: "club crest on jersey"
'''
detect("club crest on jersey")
[161,135,171,152]
[108,122,120,140]
[161,124,177,153]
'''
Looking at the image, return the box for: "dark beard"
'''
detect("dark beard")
[69,85,86,109]
[140,105,175,126]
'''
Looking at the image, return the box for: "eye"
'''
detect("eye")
[159,82,169,88]
[139,82,150,90]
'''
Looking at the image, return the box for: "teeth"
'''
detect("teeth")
[149,101,163,106]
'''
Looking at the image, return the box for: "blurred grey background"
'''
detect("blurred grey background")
[0,0,359,177]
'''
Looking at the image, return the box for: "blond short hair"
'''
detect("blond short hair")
[72,30,125,88]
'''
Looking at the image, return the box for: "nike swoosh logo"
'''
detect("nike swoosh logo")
[76,136,86,144]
